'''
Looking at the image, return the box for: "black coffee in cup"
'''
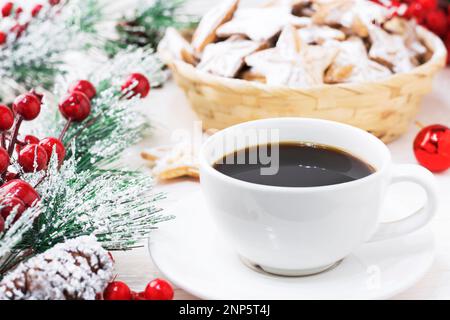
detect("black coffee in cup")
[213,142,375,187]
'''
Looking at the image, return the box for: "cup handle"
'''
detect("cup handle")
[369,164,439,242]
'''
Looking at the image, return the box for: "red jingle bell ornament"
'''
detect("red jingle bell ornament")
[103,281,132,300]
[59,91,91,122]
[0,179,40,207]
[69,80,96,100]
[414,124,450,173]
[122,73,151,99]
[18,144,48,173]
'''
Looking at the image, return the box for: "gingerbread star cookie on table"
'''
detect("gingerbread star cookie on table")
[197,36,267,78]
[324,37,392,84]
[141,141,200,181]
[216,6,311,43]
[191,0,239,53]
[245,24,338,87]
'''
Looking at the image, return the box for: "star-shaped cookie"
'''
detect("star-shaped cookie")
[324,37,392,83]
[245,25,338,87]
[191,0,239,53]
[216,7,311,42]
[197,36,266,78]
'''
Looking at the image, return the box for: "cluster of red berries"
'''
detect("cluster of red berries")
[0,72,151,233]
[373,0,450,64]
[0,0,61,45]
[103,278,174,301]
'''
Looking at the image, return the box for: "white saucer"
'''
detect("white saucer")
[149,191,435,300]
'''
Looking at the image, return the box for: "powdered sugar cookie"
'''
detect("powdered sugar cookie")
[197,36,266,78]
[324,37,392,83]
[313,0,390,37]
[298,25,345,44]
[368,25,417,73]
[216,7,311,42]
[191,0,239,53]
[245,25,338,87]
[159,27,197,65]
[141,142,200,181]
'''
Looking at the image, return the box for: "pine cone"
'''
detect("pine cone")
[0,237,114,300]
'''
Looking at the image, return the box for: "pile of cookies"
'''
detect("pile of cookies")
[159,0,431,87]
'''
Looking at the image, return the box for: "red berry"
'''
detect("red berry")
[0,105,14,131]
[0,215,4,233]
[425,10,448,37]
[0,180,40,207]
[1,2,13,17]
[31,4,43,17]
[103,281,132,300]
[0,196,26,221]
[39,137,66,165]
[414,124,450,172]
[16,135,40,154]
[59,91,91,122]
[4,171,17,182]
[13,93,41,121]
[0,32,7,45]
[122,73,151,99]
[15,6,22,17]
[131,291,146,301]
[10,23,28,38]
[144,279,174,300]
[69,80,96,100]
[18,144,48,173]
[0,147,10,174]
[49,0,60,5]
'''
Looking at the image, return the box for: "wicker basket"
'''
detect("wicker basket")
[161,26,447,143]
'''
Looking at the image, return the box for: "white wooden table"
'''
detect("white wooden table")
[114,68,450,300]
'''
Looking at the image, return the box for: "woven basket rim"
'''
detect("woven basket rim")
[162,25,448,93]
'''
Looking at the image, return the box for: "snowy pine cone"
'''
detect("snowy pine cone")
[0,237,114,300]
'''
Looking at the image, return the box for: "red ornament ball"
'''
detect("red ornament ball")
[69,80,97,100]
[122,73,151,99]
[59,91,91,122]
[31,4,43,17]
[0,180,40,207]
[18,144,48,173]
[39,137,66,165]
[13,93,42,121]
[0,147,10,174]
[144,279,174,300]
[0,105,14,131]
[1,2,13,17]
[103,281,132,300]
[425,10,448,37]
[414,124,450,173]
[0,196,26,221]
[0,32,7,45]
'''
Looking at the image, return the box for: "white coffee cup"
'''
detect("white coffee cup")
[199,118,438,276]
